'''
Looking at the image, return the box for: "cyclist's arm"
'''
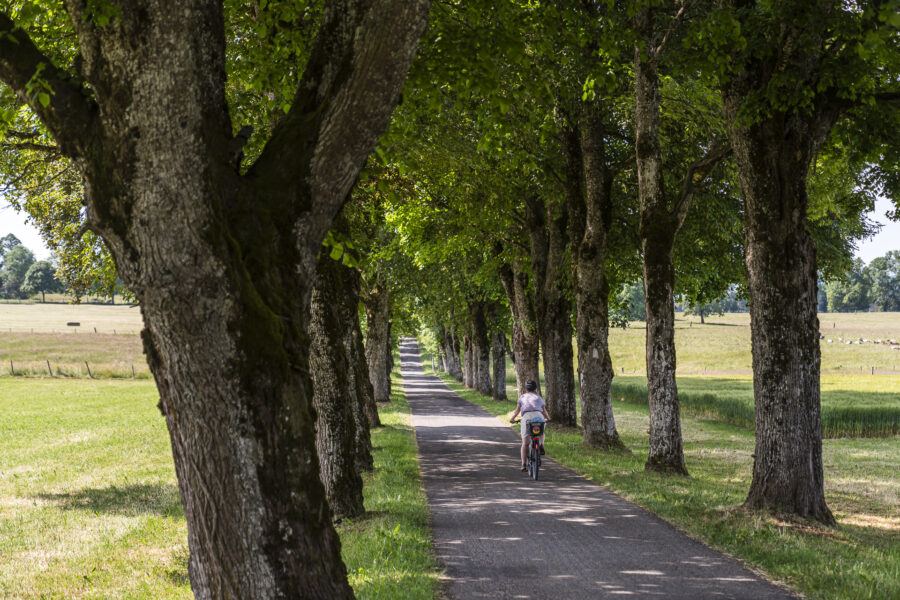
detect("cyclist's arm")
[510,399,522,422]
[541,405,550,421]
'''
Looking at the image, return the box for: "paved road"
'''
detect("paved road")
[401,338,797,600]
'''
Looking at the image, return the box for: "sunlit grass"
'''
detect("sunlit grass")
[1,371,439,599]
[338,361,441,600]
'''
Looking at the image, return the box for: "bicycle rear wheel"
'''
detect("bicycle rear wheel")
[531,442,540,480]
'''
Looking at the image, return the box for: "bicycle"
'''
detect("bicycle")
[513,418,546,480]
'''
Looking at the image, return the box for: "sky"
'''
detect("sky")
[2,195,899,265]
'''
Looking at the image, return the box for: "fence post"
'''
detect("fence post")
[9,359,13,375]
[46,360,53,376]
[131,364,136,379]
[85,361,93,379]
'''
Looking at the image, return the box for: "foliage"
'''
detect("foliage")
[867,250,900,311]
[20,259,60,300]
[0,243,34,298]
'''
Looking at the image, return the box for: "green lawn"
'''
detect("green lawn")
[426,359,900,600]
[611,375,900,437]
[0,374,439,598]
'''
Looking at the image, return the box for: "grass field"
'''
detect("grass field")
[611,375,900,438]
[0,374,439,598]
[608,311,900,375]
[425,358,900,600]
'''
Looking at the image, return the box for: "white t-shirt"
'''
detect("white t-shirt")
[517,391,545,414]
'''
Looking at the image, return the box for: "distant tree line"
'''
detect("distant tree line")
[819,252,900,313]
[610,249,900,324]
[0,233,61,301]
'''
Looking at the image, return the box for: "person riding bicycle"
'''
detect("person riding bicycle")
[509,379,550,472]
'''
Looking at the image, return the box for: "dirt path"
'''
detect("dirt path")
[401,338,797,600]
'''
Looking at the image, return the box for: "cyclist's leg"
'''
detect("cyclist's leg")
[520,435,528,465]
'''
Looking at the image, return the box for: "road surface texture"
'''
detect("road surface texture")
[401,338,797,600]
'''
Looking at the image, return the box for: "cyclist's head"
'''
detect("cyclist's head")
[525,380,537,392]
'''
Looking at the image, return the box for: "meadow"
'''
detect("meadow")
[0,366,439,599]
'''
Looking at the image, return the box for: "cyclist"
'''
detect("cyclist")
[509,379,550,472]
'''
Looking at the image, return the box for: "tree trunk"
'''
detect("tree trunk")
[469,301,493,396]
[341,258,379,441]
[723,83,836,524]
[0,1,429,597]
[310,252,366,520]
[498,262,541,396]
[567,105,625,449]
[463,334,474,388]
[526,196,576,426]
[635,12,687,475]
[365,278,392,403]
[491,329,508,401]
[448,329,464,381]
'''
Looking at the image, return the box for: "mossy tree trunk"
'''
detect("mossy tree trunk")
[0,2,429,597]
[566,104,625,450]
[364,276,391,403]
[723,58,838,526]
[526,195,577,426]
[469,300,493,396]
[310,251,367,519]
[498,261,541,396]
[634,9,686,475]
[491,329,508,401]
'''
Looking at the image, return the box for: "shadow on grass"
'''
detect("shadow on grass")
[37,483,183,517]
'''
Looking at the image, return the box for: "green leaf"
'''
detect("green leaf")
[37,93,50,108]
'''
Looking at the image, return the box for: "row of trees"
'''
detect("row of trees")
[1,0,898,598]
[821,252,900,312]
[0,233,61,301]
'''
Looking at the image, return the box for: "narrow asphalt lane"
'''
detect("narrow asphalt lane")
[401,338,797,600]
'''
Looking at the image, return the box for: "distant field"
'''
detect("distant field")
[0,302,143,334]
[608,311,900,375]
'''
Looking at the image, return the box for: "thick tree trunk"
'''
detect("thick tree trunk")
[365,279,391,403]
[491,329,508,401]
[526,196,577,426]
[568,105,625,449]
[723,87,835,523]
[310,253,366,519]
[498,262,541,396]
[469,301,493,396]
[341,260,379,446]
[0,1,429,597]
[634,14,687,475]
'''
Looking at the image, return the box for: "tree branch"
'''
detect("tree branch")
[248,0,430,258]
[654,1,689,56]
[0,11,97,158]
[673,143,731,230]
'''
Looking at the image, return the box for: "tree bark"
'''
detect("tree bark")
[463,334,475,388]
[449,329,464,381]
[723,57,837,524]
[364,276,392,403]
[634,9,687,475]
[310,252,366,519]
[341,259,379,444]
[442,327,462,380]
[567,104,625,449]
[469,301,493,396]
[526,196,577,426]
[491,329,509,401]
[498,262,541,396]
[0,2,430,597]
